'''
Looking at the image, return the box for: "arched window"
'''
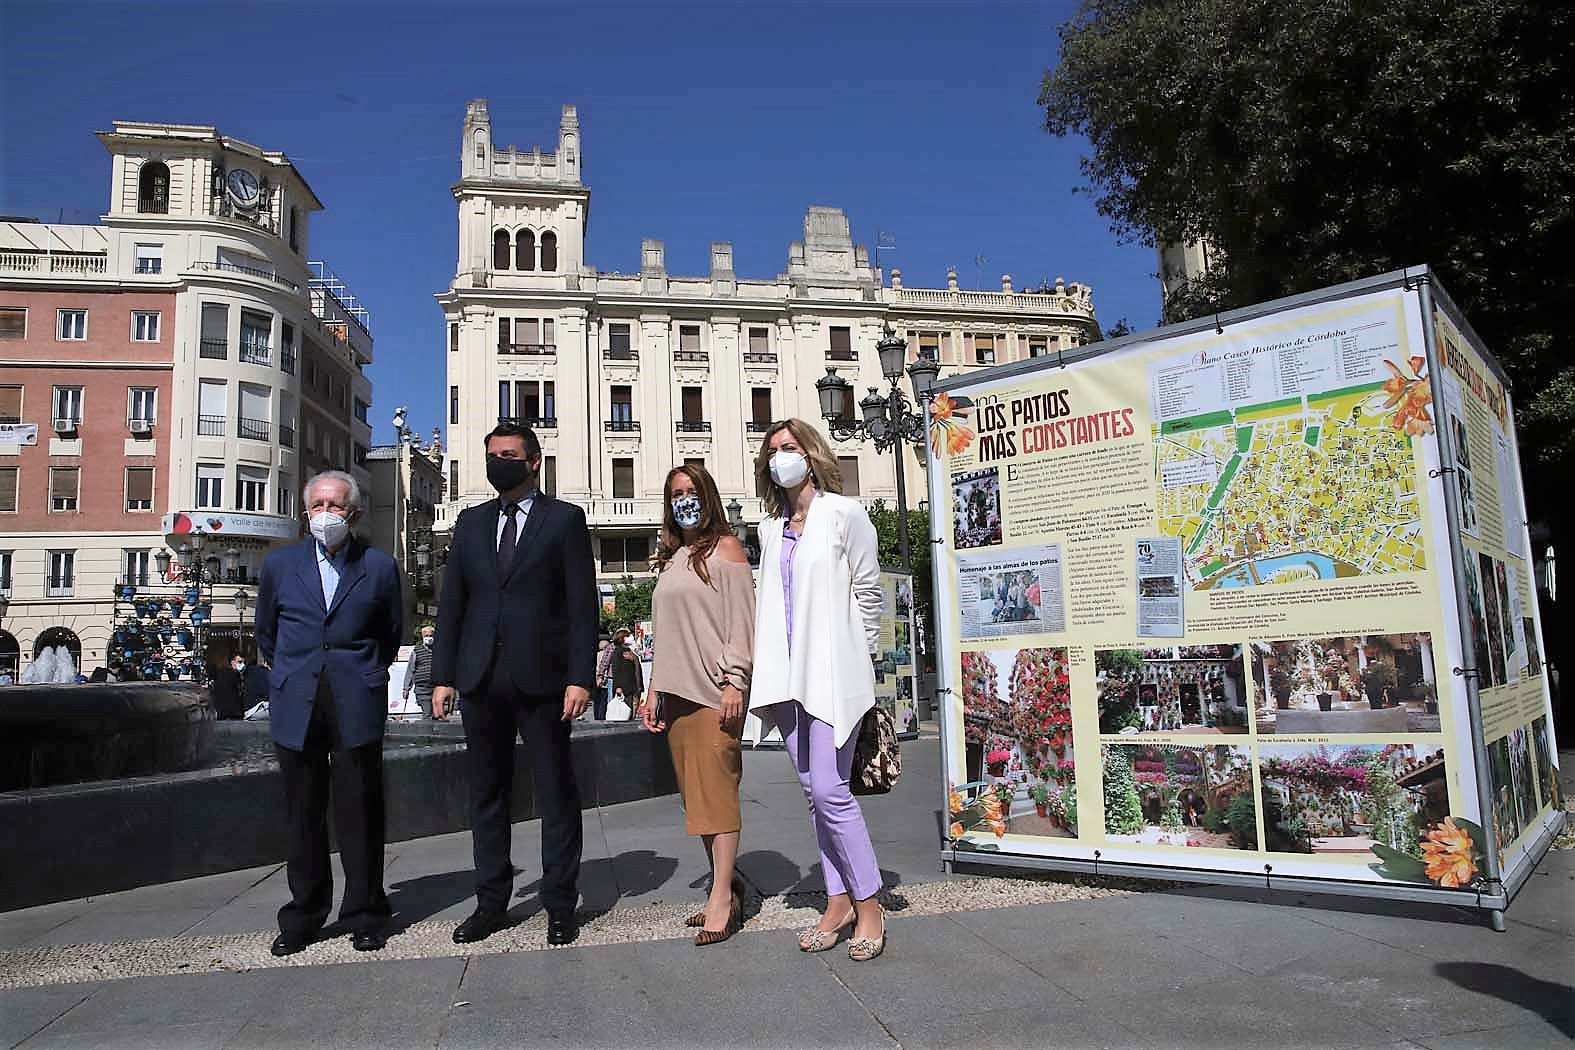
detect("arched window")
[32,626,82,670]
[492,229,510,270]
[0,630,18,679]
[515,230,536,271]
[474,129,486,166]
[539,231,558,272]
[138,161,170,214]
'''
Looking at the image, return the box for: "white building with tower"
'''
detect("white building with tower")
[436,100,1099,582]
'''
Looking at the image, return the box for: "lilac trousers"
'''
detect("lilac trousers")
[770,700,882,901]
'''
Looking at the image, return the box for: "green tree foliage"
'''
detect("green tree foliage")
[1040,0,1575,532]
[867,499,934,668]
[1103,746,1146,835]
[599,574,655,635]
[1226,791,1259,850]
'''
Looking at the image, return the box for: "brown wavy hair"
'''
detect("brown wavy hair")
[651,462,732,586]
[753,418,843,519]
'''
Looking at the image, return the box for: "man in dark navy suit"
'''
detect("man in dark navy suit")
[431,422,597,946]
[255,470,403,956]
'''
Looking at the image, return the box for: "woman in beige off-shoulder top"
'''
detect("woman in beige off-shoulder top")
[638,462,756,946]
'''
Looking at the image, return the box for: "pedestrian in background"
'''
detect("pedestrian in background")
[638,463,755,945]
[402,624,437,719]
[255,470,404,956]
[749,419,887,961]
[594,636,615,720]
[610,627,643,720]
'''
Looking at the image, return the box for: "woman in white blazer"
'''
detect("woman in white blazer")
[748,419,887,961]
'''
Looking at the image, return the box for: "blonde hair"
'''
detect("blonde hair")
[753,418,842,519]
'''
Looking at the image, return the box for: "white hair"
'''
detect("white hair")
[302,470,363,513]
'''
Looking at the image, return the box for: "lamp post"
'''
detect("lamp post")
[815,324,941,573]
[725,498,745,541]
[232,588,251,658]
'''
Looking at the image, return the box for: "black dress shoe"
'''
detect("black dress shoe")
[546,912,579,946]
[271,932,311,957]
[352,928,387,952]
[452,910,509,945]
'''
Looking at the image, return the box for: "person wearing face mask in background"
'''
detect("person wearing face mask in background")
[402,624,439,719]
[254,470,404,956]
[749,419,889,962]
[637,463,756,945]
[431,422,598,947]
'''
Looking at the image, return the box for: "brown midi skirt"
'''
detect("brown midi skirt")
[663,693,743,835]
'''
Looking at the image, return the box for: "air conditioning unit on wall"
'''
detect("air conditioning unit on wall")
[129,419,152,435]
[52,418,76,434]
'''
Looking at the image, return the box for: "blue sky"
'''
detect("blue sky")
[0,0,1159,441]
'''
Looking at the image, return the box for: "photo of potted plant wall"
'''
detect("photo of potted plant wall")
[1270,667,1293,710]
[1361,661,1398,709]
[986,748,1011,777]
[1030,782,1050,819]
[1416,680,1439,714]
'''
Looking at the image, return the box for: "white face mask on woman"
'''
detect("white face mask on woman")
[769,450,810,488]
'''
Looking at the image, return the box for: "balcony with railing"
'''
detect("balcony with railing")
[279,423,296,448]
[827,350,858,362]
[46,575,74,597]
[604,419,641,433]
[0,252,108,277]
[239,341,272,367]
[498,343,557,356]
[602,348,638,362]
[137,199,169,215]
[743,352,778,366]
[497,415,559,430]
[281,347,297,374]
[189,259,300,293]
[891,284,1098,318]
[746,420,772,433]
[675,421,712,433]
[237,417,270,441]
[199,338,228,360]
[197,415,226,437]
[674,351,709,365]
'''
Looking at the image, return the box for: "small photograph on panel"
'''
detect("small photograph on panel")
[1249,633,1440,734]
[1258,742,1447,857]
[1096,645,1248,735]
[952,467,1003,550]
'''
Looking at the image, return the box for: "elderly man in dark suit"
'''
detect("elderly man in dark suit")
[256,470,403,956]
[431,422,597,946]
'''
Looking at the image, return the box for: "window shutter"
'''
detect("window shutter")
[0,466,17,512]
[0,386,21,423]
[126,467,154,502]
[51,466,78,500]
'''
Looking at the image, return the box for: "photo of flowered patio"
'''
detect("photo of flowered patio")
[1250,633,1441,734]
[1258,743,1447,855]
[1096,645,1248,734]
[1100,742,1257,849]
[953,647,1077,841]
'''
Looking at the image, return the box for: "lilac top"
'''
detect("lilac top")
[781,523,800,652]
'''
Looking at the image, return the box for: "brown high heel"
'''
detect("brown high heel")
[693,891,743,946]
[688,875,747,928]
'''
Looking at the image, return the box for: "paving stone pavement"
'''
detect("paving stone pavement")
[1,732,1571,1049]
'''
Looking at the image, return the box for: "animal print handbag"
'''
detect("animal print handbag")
[851,703,901,796]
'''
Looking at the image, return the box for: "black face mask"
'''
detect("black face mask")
[486,454,536,493]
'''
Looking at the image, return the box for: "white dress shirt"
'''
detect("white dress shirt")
[315,542,348,607]
[495,490,539,550]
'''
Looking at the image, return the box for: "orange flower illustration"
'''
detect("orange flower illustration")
[947,789,965,815]
[1420,818,1477,888]
[988,818,1007,838]
[949,821,965,839]
[1380,358,1435,436]
[929,391,976,457]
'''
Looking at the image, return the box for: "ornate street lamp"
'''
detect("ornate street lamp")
[725,498,745,540]
[232,588,251,656]
[153,548,172,579]
[814,324,941,573]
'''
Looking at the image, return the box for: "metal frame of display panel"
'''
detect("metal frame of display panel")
[927,266,1562,924]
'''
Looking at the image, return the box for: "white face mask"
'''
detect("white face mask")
[769,450,810,488]
[421,634,434,647]
[309,510,351,550]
